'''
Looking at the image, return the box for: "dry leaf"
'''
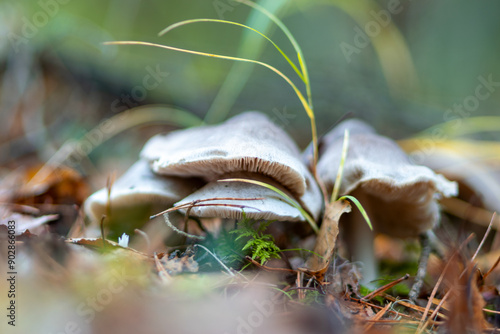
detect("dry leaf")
[0,211,58,234]
[445,261,491,332]
[16,165,89,206]
[159,251,199,275]
[304,200,351,280]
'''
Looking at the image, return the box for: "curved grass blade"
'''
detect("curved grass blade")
[416,116,500,138]
[308,0,418,98]
[219,178,319,233]
[159,18,304,82]
[338,195,373,230]
[234,0,318,168]
[331,129,350,203]
[205,0,288,124]
[235,0,313,109]
[25,105,202,188]
[104,40,318,168]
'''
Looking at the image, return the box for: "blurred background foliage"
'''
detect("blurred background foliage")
[1,0,500,170]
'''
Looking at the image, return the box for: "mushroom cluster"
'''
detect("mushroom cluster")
[85,112,323,236]
[85,114,458,297]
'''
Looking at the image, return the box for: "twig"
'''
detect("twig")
[245,256,296,273]
[472,212,496,261]
[417,233,475,333]
[195,244,234,277]
[134,229,151,251]
[100,215,106,249]
[364,302,392,332]
[482,254,500,282]
[163,212,205,240]
[361,274,410,301]
[150,197,264,218]
[409,233,432,301]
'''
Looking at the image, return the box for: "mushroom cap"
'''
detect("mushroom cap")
[140,111,312,197]
[317,119,458,238]
[408,146,500,213]
[84,160,203,223]
[303,118,376,165]
[175,174,307,222]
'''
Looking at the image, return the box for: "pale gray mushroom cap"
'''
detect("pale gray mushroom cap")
[175,174,307,222]
[317,119,458,238]
[84,160,202,223]
[303,118,376,165]
[410,148,500,213]
[140,111,312,197]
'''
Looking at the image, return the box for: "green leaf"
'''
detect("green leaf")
[338,195,373,231]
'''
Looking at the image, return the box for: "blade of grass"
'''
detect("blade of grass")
[309,0,419,98]
[205,0,288,124]
[104,40,318,168]
[218,178,319,233]
[159,18,304,83]
[235,0,313,109]
[330,129,350,203]
[194,244,235,276]
[338,195,373,230]
[416,116,500,138]
[25,105,202,189]
[234,0,318,167]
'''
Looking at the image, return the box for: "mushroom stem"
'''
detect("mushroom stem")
[409,232,432,301]
[345,192,377,286]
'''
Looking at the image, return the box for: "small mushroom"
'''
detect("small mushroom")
[317,119,457,237]
[84,160,203,234]
[175,173,312,222]
[399,142,500,223]
[315,119,458,291]
[141,111,323,221]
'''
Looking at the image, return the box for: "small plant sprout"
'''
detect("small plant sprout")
[230,215,281,265]
[327,128,373,230]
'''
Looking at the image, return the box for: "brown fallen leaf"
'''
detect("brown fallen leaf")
[0,211,59,234]
[66,237,150,256]
[445,265,491,333]
[16,165,90,206]
[303,200,351,281]
[159,250,199,275]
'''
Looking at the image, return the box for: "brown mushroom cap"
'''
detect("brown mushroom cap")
[175,174,307,222]
[317,119,458,238]
[84,160,203,224]
[140,111,312,197]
